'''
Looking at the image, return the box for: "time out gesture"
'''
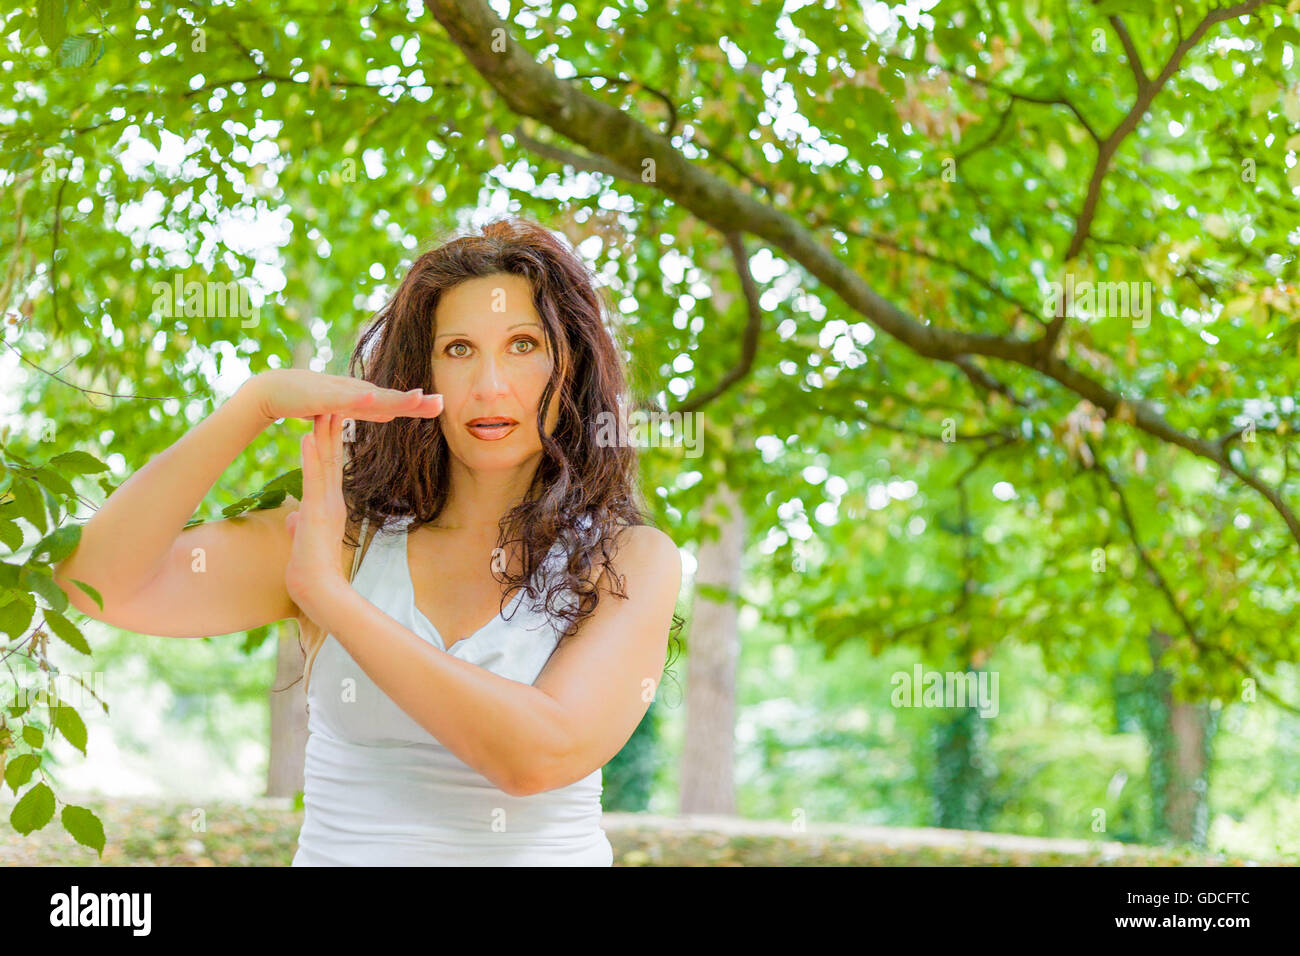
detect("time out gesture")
[247,370,444,618]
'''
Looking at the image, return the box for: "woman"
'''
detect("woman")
[54,217,684,866]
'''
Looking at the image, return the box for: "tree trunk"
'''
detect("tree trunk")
[266,620,309,797]
[1146,628,1215,846]
[264,337,315,797]
[929,666,997,831]
[678,483,744,815]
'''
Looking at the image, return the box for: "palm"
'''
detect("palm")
[285,414,349,609]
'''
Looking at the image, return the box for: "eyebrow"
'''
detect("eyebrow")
[435,322,543,341]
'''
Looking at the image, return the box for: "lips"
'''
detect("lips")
[466,417,519,441]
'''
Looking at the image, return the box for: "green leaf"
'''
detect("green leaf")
[5,479,46,534]
[36,0,66,51]
[61,805,106,856]
[221,495,258,517]
[10,781,56,834]
[32,467,77,500]
[20,566,68,614]
[57,32,97,68]
[49,451,109,475]
[53,701,87,755]
[0,518,21,552]
[68,578,103,611]
[261,469,304,501]
[4,753,40,793]
[22,725,44,748]
[44,609,91,654]
[0,591,35,639]
[8,150,35,174]
[31,523,81,564]
[241,623,271,653]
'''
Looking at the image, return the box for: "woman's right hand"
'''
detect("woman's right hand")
[243,369,443,424]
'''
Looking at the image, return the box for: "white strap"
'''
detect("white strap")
[349,516,370,582]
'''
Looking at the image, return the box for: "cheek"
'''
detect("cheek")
[520,359,555,397]
[430,361,470,392]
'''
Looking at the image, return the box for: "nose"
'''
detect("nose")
[471,352,509,400]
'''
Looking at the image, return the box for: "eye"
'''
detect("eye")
[442,336,539,358]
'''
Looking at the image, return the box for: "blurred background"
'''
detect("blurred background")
[2,0,1299,865]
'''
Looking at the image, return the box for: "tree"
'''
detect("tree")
[2,0,1297,853]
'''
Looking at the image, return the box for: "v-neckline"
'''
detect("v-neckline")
[400,518,528,653]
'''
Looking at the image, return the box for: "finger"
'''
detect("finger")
[382,393,442,420]
[330,414,347,506]
[415,394,443,417]
[323,413,341,466]
[326,413,341,498]
[299,433,314,503]
[325,413,342,492]
[352,388,443,421]
[372,388,424,412]
[302,423,324,499]
[314,414,331,476]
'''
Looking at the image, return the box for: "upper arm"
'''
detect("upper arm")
[526,525,683,794]
[52,497,359,639]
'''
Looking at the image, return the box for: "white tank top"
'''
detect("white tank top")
[292,513,613,866]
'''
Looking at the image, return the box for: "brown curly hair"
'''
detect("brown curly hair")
[301,216,683,693]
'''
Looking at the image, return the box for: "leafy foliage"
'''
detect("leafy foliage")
[2,0,1298,854]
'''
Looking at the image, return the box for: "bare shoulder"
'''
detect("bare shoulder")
[594,524,681,590]
[617,524,679,563]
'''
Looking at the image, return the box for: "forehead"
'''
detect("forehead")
[434,273,539,326]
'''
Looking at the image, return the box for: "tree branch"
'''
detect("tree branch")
[1064,0,1265,262]
[569,72,679,138]
[48,174,67,335]
[1042,0,1265,360]
[954,102,1016,161]
[424,0,1300,551]
[672,232,762,414]
[963,74,1101,144]
[864,416,1019,444]
[1108,15,1150,91]
[1087,440,1300,716]
[837,225,1045,326]
[489,122,641,181]
[0,339,172,403]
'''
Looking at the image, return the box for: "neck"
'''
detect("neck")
[433,454,540,534]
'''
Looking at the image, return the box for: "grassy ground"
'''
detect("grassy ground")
[0,796,1291,866]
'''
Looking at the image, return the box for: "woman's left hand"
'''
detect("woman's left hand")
[285,413,350,617]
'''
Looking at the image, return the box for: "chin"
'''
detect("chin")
[458,446,539,467]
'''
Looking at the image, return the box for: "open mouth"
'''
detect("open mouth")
[467,418,519,440]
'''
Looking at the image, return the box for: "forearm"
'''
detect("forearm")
[304,585,571,795]
[56,381,272,602]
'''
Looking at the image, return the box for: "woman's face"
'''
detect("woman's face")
[432,273,563,469]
